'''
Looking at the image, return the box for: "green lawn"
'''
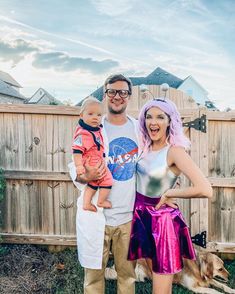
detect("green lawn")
[55,252,235,294]
[0,245,234,293]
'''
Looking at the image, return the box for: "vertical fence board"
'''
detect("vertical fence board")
[199,107,209,235]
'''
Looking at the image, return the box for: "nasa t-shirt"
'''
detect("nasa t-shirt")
[103,118,138,226]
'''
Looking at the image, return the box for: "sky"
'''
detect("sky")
[0,0,234,109]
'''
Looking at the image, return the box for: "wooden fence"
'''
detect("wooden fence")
[0,105,80,245]
[0,87,234,253]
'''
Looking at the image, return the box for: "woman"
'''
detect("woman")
[128,98,212,294]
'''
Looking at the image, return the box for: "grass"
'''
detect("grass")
[52,248,235,294]
[0,245,234,293]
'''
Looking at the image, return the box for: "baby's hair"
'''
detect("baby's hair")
[79,96,102,114]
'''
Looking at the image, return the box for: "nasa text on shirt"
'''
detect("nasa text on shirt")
[107,137,138,181]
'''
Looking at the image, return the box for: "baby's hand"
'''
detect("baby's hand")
[76,165,85,176]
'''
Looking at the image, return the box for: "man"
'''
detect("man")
[74,74,139,293]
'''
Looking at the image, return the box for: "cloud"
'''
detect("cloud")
[0,25,35,38]
[0,38,38,65]
[0,15,115,56]
[32,51,119,74]
[0,35,118,74]
[90,0,137,16]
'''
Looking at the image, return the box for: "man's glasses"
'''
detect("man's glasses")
[105,89,131,99]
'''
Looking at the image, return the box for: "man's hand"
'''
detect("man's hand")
[76,159,106,183]
[76,165,86,176]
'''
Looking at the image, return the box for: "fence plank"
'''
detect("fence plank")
[0,233,76,245]
[189,109,200,235]
[199,108,209,237]
[209,177,235,187]
[0,104,80,115]
[4,170,71,181]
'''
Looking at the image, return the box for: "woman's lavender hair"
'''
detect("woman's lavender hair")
[138,98,190,152]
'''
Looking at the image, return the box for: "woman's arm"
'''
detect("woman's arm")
[166,146,213,199]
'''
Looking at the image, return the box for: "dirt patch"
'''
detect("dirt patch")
[0,244,83,294]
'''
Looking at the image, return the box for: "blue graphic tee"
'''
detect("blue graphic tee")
[107,137,138,181]
[103,118,138,226]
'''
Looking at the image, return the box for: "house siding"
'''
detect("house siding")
[178,77,208,105]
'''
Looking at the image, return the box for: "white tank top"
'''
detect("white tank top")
[136,145,178,198]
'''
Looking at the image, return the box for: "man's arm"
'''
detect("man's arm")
[75,158,107,184]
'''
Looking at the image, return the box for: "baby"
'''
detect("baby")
[72,97,112,212]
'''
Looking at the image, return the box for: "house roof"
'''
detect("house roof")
[0,79,25,100]
[27,87,63,104]
[145,67,183,88]
[129,77,146,86]
[0,71,22,88]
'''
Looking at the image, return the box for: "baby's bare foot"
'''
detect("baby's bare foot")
[97,200,112,209]
[83,203,97,212]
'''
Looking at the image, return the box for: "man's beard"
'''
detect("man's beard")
[108,104,127,114]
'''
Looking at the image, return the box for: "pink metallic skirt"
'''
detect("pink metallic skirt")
[128,192,196,274]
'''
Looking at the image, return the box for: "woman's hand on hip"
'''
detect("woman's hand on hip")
[155,191,178,210]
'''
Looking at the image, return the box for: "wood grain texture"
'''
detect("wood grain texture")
[0,93,234,252]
